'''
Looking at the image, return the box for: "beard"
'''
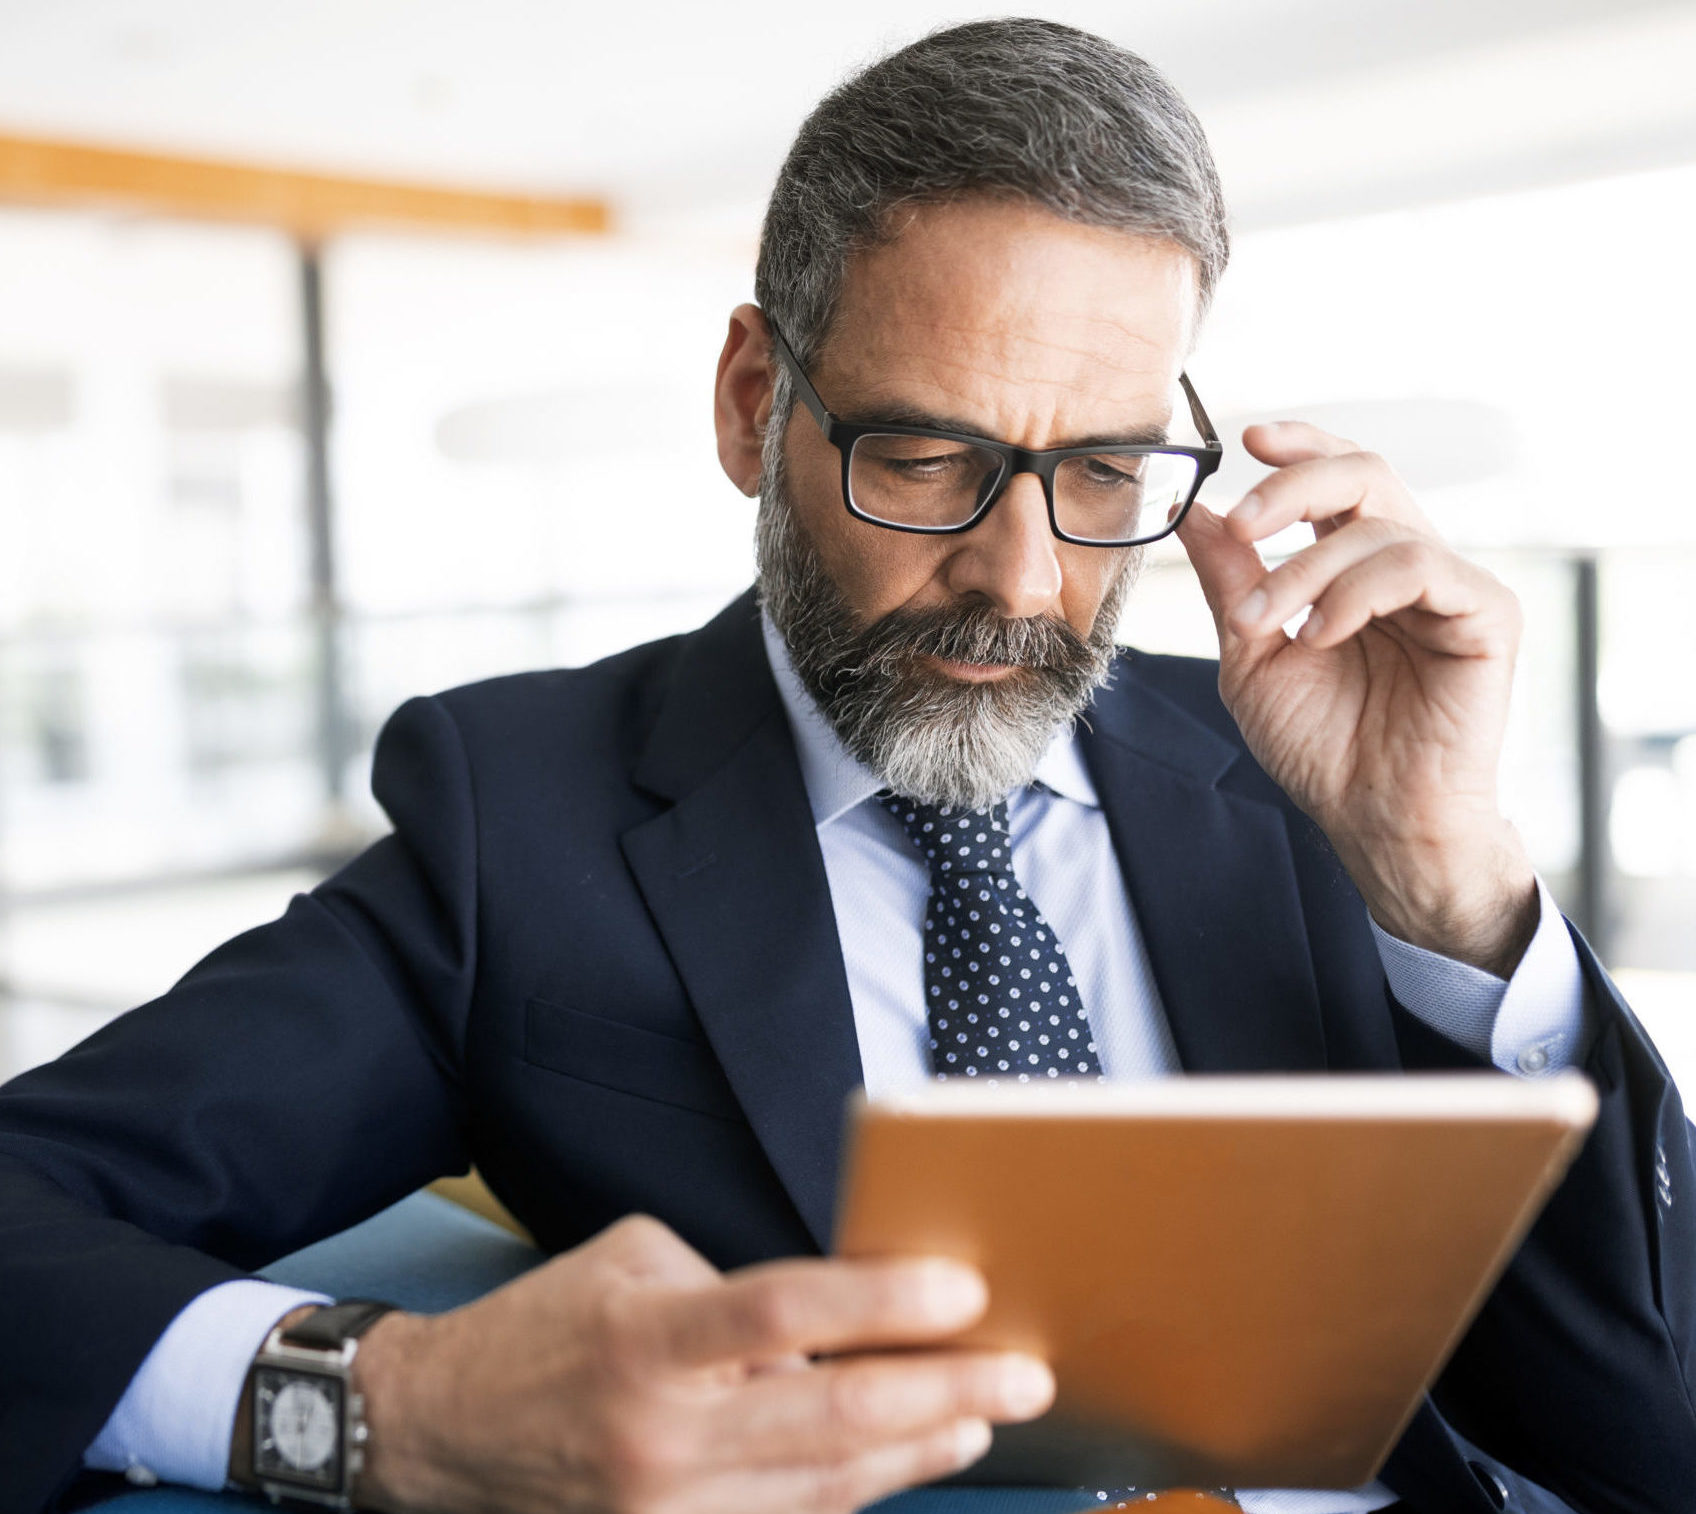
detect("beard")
[756,441,1140,811]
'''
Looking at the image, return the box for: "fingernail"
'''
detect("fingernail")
[918,1260,988,1323]
[1000,1356,1056,1418]
[1232,588,1268,628]
[1299,608,1325,641]
[953,1417,993,1466]
[1233,492,1264,523]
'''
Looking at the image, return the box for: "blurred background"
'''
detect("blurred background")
[1,0,1693,1086]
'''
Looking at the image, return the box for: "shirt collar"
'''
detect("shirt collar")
[759,610,1100,828]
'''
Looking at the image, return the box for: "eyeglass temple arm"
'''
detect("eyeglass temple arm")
[1179,372,1220,450]
[764,318,832,431]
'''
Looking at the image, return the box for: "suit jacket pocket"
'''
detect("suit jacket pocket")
[523,997,744,1123]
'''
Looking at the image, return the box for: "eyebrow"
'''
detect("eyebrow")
[835,399,1172,450]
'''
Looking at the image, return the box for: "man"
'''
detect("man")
[1,18,1692,1514]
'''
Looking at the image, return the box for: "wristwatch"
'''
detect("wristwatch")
[250,1298,395,1509]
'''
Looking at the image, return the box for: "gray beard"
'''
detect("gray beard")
[755,445,1139,811]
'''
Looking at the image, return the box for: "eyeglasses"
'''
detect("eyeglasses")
[766,318,1222,548]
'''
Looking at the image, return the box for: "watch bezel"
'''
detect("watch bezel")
[250,1325,369,1510]
[254,1363,347,1492]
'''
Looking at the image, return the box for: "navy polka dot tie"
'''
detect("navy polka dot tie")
[882,794,1100,1081]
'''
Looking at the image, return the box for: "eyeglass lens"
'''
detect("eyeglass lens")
[847,434,1199,544]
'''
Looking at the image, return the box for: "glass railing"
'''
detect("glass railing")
[2,552,1693,1085]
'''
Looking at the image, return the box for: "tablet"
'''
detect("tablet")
[834,1073,1597,1490]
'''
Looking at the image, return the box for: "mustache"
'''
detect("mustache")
[850,601,1098,678]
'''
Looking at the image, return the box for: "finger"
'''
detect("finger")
[1298,539,1516,655]
[1176,502,1282,669]
[743,1417,994,1514]
[1240,418,1359,468]
[708,1349,1052,1466]
[1228,516,1415,638]
[1228,450,1422,546]
[749,1349,811,1376]
[645,1255,987,1368]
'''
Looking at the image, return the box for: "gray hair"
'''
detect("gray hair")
[755,16,1229,412]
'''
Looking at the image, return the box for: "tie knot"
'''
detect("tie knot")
[881,795,1013,876]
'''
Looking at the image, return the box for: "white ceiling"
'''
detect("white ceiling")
[0,0,1693,231]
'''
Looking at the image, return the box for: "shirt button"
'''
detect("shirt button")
[1517,1043,1551,1075]
[1468,1460,1510,1509]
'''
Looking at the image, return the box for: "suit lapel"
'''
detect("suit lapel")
[620,594,862,1250]
[1080,658,1328,1073]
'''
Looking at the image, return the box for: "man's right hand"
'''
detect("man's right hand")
[346,1213,1054,1514]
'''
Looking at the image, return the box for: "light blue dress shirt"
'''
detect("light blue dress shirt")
[88,622,1593,1507]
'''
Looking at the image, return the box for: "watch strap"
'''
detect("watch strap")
[282,1298,396,1350]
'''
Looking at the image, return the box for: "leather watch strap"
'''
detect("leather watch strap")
[281,1298,396,1349]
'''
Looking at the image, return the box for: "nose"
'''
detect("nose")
[940,471,1063,619]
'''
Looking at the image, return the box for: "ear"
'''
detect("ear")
[714,303,776,498]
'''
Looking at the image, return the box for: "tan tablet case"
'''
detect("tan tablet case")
[834,1074,1597,1491]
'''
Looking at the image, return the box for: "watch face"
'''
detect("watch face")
[255,1367,343,1490]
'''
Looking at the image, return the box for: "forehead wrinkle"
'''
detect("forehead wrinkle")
[826,200,1199,363]
[824,329,1176,449]
[855,313,1169,385]
[834,375,1177,450]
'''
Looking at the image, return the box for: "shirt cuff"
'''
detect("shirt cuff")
[84,1278,332,1490]
[1369,877,1593,1076]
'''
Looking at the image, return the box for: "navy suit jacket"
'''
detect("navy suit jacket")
[2,590,1694,1514]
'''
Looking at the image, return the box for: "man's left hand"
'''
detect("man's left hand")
[1179,420,1538,977]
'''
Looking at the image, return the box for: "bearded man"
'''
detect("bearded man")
[3,18,1692,1514]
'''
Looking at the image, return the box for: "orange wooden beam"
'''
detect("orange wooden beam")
[0,132,611,238]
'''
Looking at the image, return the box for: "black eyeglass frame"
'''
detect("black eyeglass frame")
[766,317,1223,548]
